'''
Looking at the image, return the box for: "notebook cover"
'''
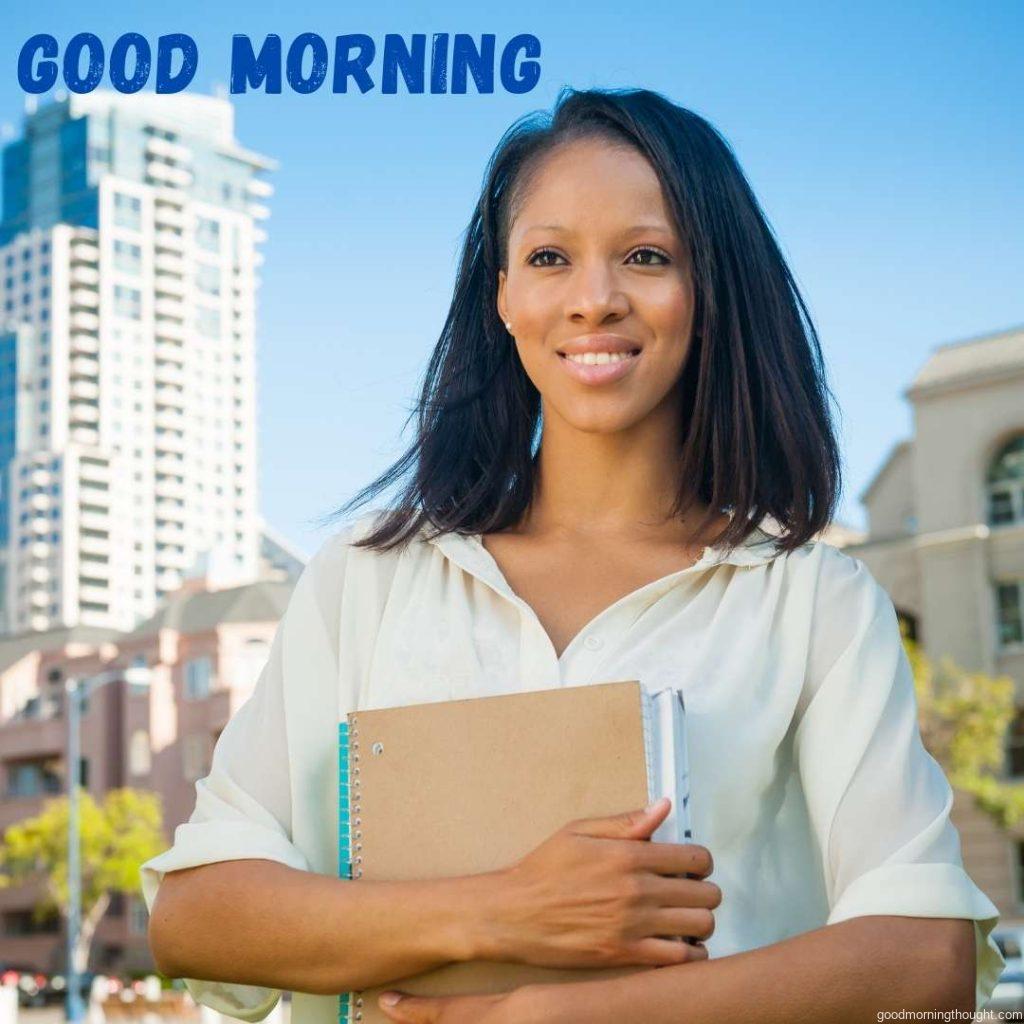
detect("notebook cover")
[338,679,681,1024]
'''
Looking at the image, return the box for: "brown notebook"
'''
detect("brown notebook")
[337,679,694,1024]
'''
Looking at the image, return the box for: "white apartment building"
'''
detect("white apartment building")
[0,91,275,634]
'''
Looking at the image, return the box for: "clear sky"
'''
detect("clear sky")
[1,1,1021,558]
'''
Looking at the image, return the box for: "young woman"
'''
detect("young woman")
[143,87,1003,1023]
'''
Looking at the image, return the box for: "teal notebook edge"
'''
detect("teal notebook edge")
[338,719,354,1023]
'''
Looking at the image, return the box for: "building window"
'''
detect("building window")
[1007,709,1024,778]
[998,581,1024,647]
[196,262,221,296]
[113,239,142,275]
[182,733,211,781]
[184,656,213,699]
[988,435,1024,527]
[113,192,142,231]
[128,896,148,936]
[114,284,142,320]
[5,757,62,798]
[196,306,220,338]
[128,729,151,776]
[195,217,221,253]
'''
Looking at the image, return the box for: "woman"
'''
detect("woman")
[142,87,1003,1022]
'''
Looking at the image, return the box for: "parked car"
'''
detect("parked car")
[43,970,119,1005]
[0,962,49,1008]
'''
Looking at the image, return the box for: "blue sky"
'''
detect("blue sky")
[1,1,1021,557]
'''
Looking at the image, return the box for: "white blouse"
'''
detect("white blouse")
[140,510,1005,1021]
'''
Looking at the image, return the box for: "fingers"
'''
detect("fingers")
[633,841,714,877]
[378,991,433,1023]
[631,936,709,966]
[642,873,723,910]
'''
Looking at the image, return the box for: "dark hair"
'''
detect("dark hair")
[317,85,842,556]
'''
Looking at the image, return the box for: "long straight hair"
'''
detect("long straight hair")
[318,86,842,556]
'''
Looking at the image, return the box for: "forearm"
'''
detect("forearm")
[149,858,500,994]
[526,917,970,1024]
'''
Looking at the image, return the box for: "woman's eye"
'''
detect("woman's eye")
[626,247,671,266]
[527,248,564,267]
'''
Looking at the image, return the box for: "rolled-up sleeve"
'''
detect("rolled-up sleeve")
[140,527,354,1022]
[794,549,1005,1011]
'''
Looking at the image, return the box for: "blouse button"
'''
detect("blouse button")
[583,634,603,651]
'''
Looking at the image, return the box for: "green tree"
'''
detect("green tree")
[904,629,1024,830]
[0,787,166,973]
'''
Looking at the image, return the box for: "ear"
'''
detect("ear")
[496,269,507,326]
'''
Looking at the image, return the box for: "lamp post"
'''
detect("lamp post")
[64,662,152,1024]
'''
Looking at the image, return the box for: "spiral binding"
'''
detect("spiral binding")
[338,717,364,1022]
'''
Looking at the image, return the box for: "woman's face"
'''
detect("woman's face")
[497,136,697,437]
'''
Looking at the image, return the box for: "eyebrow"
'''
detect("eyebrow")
[520,223,672,235]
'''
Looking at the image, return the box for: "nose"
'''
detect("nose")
[566,259,629,325]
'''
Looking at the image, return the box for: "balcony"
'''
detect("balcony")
[155,230,185,252]
[78,458,109,482]
[29,493,50,512]
[30,517,50,534]
[70,380,100,401]
[70,266,100,287]
[70,356,99,378]
[70,288,99,310]
[155,342,185,365]
[154,253,185,276]
[78,583,109,605]
[0,717,64,764]
[79,511,108,532]
[154,432,185,455]
[155,525,186,546]
[79,535,110,556]
[69,426,99,446]
[30,541,50,558]
[29,566,50,583]
[155,319,186,342]
[70,333,100,355]
[154,274,185,298]
[155,409,185,431]
[30,468,49,487]
[69,403,99,425]
[153,186,186,208]
[70,243,98,264]
[70,311,100,333]
[154,478,186,500]
[146,161,193,188]
[246,178,274,199]
[146,137,193,163]
[154,205,187,230]
[154,364,185,387]
[247,202,270,220]
[154,455,184,476]
[154,298,184,320]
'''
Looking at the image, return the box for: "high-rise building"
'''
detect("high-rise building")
[0,91,275,634]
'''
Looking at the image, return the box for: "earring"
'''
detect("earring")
[505,321,513,333]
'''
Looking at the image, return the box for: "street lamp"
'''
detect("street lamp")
[64,661,152,1024]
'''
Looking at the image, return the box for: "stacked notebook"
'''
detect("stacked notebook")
[337,679,694,1024]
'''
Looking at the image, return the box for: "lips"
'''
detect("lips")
[556,347,642,386]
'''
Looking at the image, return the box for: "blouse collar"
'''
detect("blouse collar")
[423,518,785,600]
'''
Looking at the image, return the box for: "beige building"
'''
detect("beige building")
[0,570,293,974]
[846,324,1024,925]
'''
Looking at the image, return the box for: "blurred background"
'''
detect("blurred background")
[0,0,1021,1019]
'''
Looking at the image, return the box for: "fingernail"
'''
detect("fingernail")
[380,992,402,1006]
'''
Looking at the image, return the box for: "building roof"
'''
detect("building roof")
[859,438,913,503]
[905,324,1024,399]
[0,624,121,675]
[124,578,294,640]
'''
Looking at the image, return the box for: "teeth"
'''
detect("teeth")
[565,351,637,365]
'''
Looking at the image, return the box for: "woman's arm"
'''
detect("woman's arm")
[149,857,504,995]
[520,915,975,1023]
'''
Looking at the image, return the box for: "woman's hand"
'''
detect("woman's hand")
[480,797,720,970]
[377,988,523,1023]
